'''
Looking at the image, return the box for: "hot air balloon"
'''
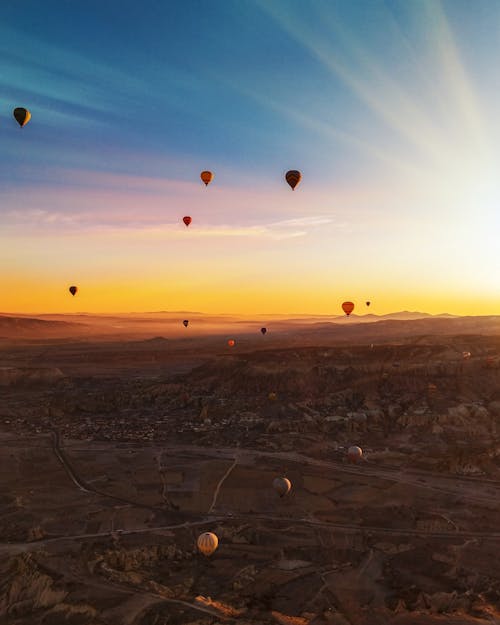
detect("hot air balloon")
[183,320,189,328]
[261,327,267,335]
[183,216,192,227]
[462,351,471,360]
[366,301,371,307]
[342,301,355,316]
[69,286,78,296]
[268,392,277,401]
[13,107,31,127]
[285,170,301,190]
[200,171,213,186]
[197,532,218,556]
[347,446,363,463]
[273,477,291,498]
[228,339,235,347]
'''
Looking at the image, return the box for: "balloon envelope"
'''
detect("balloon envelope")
[197,532,218,556]
[366,301,371,307]
[183,216,192,227]
[462,351,471,360]
[13,107,31,127]
[183,320,189,328]
[227,339,235,347]
[285,170,301,190]
[200,170,214,186]
[342,301,355,316]
[69,286,78,296]
[260,327,267,335]
[273,477,291,497]
[348,446,363,462]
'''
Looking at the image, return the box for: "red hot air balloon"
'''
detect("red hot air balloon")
[69,286,78,296]
[285,170,301,190]
[183,216,192,227]
[342,301,355,316]
[347,446,363,463]
[200,171,214,186]
[228,339,235,347]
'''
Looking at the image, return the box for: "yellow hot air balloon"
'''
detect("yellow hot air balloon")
[13,107,31,127]
[197,532,218,556]
[285,170,301,190]
[273,477,291,498]
[200,171,214,186]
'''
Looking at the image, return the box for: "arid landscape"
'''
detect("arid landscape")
[2,312,500,624]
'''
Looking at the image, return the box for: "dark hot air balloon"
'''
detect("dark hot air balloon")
[366,301,371,307]
[69,286,78,296]
[273,477,291,497]
[342,301,355,316]
[183,216,192,227]
[200,171,213,186]
[183,320,189,328]
[285,170,301,190]
[13,107,31,127]
[260,327,267,335]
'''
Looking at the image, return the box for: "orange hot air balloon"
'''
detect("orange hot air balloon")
[183,320,189,328]
[260,327,267,335]
[183,216,192,227]
[197,532,218,556]
[200,170,213,186]
[273,477,291,497]
[285,170,301,190]
[69,286,78,296]
[342,301,355,316]
[347,445,363,463]
[228,339,235,347]
[13,107,31,127]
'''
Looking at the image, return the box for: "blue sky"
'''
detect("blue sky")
[1,1,499,314]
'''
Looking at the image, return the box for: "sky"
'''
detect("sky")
[1,0,499,316]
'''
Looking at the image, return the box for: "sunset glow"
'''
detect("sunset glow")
[1,1,499,315]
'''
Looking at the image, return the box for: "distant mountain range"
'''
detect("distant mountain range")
[0,311,499,341]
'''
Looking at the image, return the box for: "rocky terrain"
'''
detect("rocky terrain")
[1,320,500,624]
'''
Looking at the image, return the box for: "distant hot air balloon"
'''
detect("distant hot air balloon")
[366,301,371,307]
[347,446,363,463]
[273,477,291,498]
[197,532,218,556]
[69,286,78,296]
[285,170,301,190]
[462,351,471,360]
[183,216,192,227]
[183,320,189,328]
[342,301,355,316]
[13,107,31,127]
[261,327,267,335]
[200,171,213,186]
[268,392,277,401]
[228,339,235,347]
